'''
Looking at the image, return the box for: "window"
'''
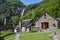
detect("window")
[53,24,56,27]
[44,14,46,19]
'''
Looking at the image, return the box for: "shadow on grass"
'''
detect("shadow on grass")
[3,33,15,37]
[0,37,4,40]
[0,33,15,40]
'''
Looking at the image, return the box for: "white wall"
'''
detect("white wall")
[22,27,26,32]
[26,28,29,32]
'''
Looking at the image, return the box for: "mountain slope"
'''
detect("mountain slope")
[21,0,60,20]
[0,0,25,24]
[0,0,25,16]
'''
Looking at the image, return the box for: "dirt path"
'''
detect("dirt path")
[14,33,20,40]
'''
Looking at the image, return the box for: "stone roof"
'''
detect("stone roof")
[35,11,58,22]
[56,18,60,21]
[21,19,33,28]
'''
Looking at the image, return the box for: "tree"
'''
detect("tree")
[11,16,19,25]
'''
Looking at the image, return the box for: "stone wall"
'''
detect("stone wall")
[52,32,60,40]
[31,27,40,31]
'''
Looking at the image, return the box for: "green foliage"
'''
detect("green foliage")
[11,16,19,24]
[29,30,38,33]
[22,0,60,19]
[27,2,41,10]
[0,14,7,21]
[0,30,12,36]
[0,0,25,25]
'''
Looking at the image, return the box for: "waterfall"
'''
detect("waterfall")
[19,8,25,26]
[19,8,25,27]
[4,18,6,25]
[21,8,25,16]
[18,8,25,32]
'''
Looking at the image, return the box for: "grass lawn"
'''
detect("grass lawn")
[57,29,60,33]
[20,32,52,40]
[0,30,16,40]
[0,30,12,36]
[3,34,16,40]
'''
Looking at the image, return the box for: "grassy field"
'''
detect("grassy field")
[20,32,52,40]
[57,29,60,33]
[0,30,16,40]
[0,30,12,36]
[3,34,16,40]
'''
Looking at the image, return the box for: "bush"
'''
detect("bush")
[0,30,12,36]
[29,30,38,33]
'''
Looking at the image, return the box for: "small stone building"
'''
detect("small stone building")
[21,19,34,32]
[32,12,58,31]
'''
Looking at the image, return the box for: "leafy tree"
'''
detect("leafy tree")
[11,16,19,25]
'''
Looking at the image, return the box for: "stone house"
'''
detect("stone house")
[31,12,59,31]
[21,19,34,32]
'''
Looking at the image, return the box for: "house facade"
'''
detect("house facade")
[21,19,33,32]
[32,12,58,31]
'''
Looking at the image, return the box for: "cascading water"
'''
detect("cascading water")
[21,8,25,16]
[4,18,6,26]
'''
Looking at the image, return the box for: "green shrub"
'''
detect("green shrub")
[29,30,38,33]
[0,30,12,36]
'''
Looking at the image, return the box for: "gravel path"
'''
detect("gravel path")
[14,33,20,40]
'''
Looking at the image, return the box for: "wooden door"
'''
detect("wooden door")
[41,22,49,29]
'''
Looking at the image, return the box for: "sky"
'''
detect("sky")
[20,0,42,5]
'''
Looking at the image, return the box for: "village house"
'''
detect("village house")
[21,12,60,32]
[31,12,58,31]
[21,19,34,32]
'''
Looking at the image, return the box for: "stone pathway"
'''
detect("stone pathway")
[14,33,20,40]
[51,31,60,40]
[53,35,58,40]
